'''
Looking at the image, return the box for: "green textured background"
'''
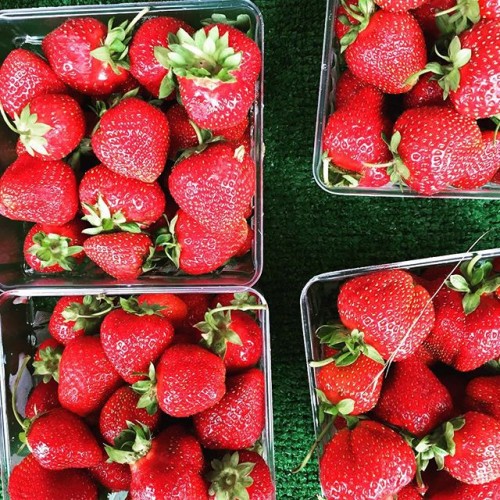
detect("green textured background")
[2,0,500,498]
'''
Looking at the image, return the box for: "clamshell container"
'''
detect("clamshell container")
[0,286,275,499]
[0,0,264,291]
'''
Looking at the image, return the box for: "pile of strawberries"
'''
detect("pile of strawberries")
[304,256,500,498]
[8,291,274,499]
[0,9,261,279]
[322,0,500,194]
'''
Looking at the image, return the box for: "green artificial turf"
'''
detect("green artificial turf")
[1,0,499,498]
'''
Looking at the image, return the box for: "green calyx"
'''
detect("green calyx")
[152,215,181,269]
[27,231,83,272]
[32,345,63,383]
[379,131,410,188]
[82,195,142,235]
[131,363,158,415]
[445,255,500,314]
[201,13,253,37]
[61,294,115,332]
[435,0,480,36]
[311,324,385,367]
[339,0,376,53]
[105,421,152,465]
[206,452,255,500]
[90,8,149,74]
[316,389,357,424]
[119,296,164,316]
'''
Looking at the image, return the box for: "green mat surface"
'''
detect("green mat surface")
[1,0,499,498]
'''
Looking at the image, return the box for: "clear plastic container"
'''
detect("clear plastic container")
[313,0,500,199]
[0,0,264,291]
[0,286,275,499]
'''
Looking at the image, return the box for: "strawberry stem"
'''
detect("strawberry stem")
[291,419,333,473]
[207,304,268,316]
[0,103,19,134]
[11,356,31,430]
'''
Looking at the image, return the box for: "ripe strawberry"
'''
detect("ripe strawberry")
[334,69,374,109]
[169,142,255,232]
[337,269,435,361]
[129,17,194,97]
[58,336,122,416]
[373,359,454,436]
[83,232,153,280]
[465,376,500,420]
[206,450,275,500]
[25,379,61,419]
[27,407,103,469]
[32,338,63,383]
[100,298,174,383]
[23,220,86,274]
[411,0,456,42]
[0,154,78,224]
[137,293,188,325]
[79,165,165,233]
[194,368,265,449]
[41,12,146,96]
[159,25,260,129]
[8,454,98,500]
[173,293,211,343]
[427,474,500,499]
[99,386,160,445]
[341,7,427,94]
[397,484,422,499]
[403,74,446,109]
[90,458,131,492]
[375,0,429,11]
[0,48,66,119]
[91,97,170,183]
[389,106,482,194]
[48,295,114,345]
[319,420,416,499]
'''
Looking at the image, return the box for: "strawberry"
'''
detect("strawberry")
[129,17,194,97]
[79,165,165,233]
[0,154,78,224]
[25,380,61,419]
[403,74,446,109]
[26,407,103,469]
[41,11,147,96]
[452,130,500,189]
[375,0,429,12]
[137,293,188,325]
[8,454,98,500]
[335,0,361,42]
[58,336,122,416]
[181,293,211,327]
[100,297,174,383]
[397,484,422,499]
[158,24,260,129]
[389,106,482,194]
[334,69,374,109]
[319,420,416,499]
[210,291,259,310]
[193,368,265,449]
[337,269,435,361]
[23,220,86,274]
[48,295,114,345]
[32,339,63,383]
[411,0,456,42]
[99,386,160,445]
[83,232,153,280]
[465,376,500,420]
[0,48,66,119]
[91,97,170,183]
[340,3,427,94]
[373,359,454,437]
[169,142,255,232]
[206,450,275,500]
[90,458,131,492]
[427,474,500,499]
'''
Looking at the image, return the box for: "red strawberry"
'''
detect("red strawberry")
[319,420,416,499]
[41,13,145,96]
[397,484,422,499]
[99,386,161,445]
[27,408,103,469]
[403,74,446,109]
[337,269,435,361]
[465,376,500,420]
[129,16,194,98]
[181,293,211,327]
[194,368,265,449]
[389,106,482,194]
[0,48,66,119]
[335,0,360,41]
[427,474,500,499]
[373,359,454,436]
[58,336,122,416]
[91,97,169,183]
[100,298,174,383]
[169,142,255,232]
[477,0,500,18]
[342,8,427,94]
[83,232,153,280]
[235,224,254,256]
[90,458,131,492]
[23,220,86,273]
[137,293,188,325]
[334,69,374,109]
[375,0,429,11]
[32,339,63,383]
[206,450,275,500]
[48,295,114,345]
[161,25,260,129]
[79,165,165,232]
[8,454,98,500]
[25,380,61,419]
[0,154,78,224]
[411,0,456,42]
